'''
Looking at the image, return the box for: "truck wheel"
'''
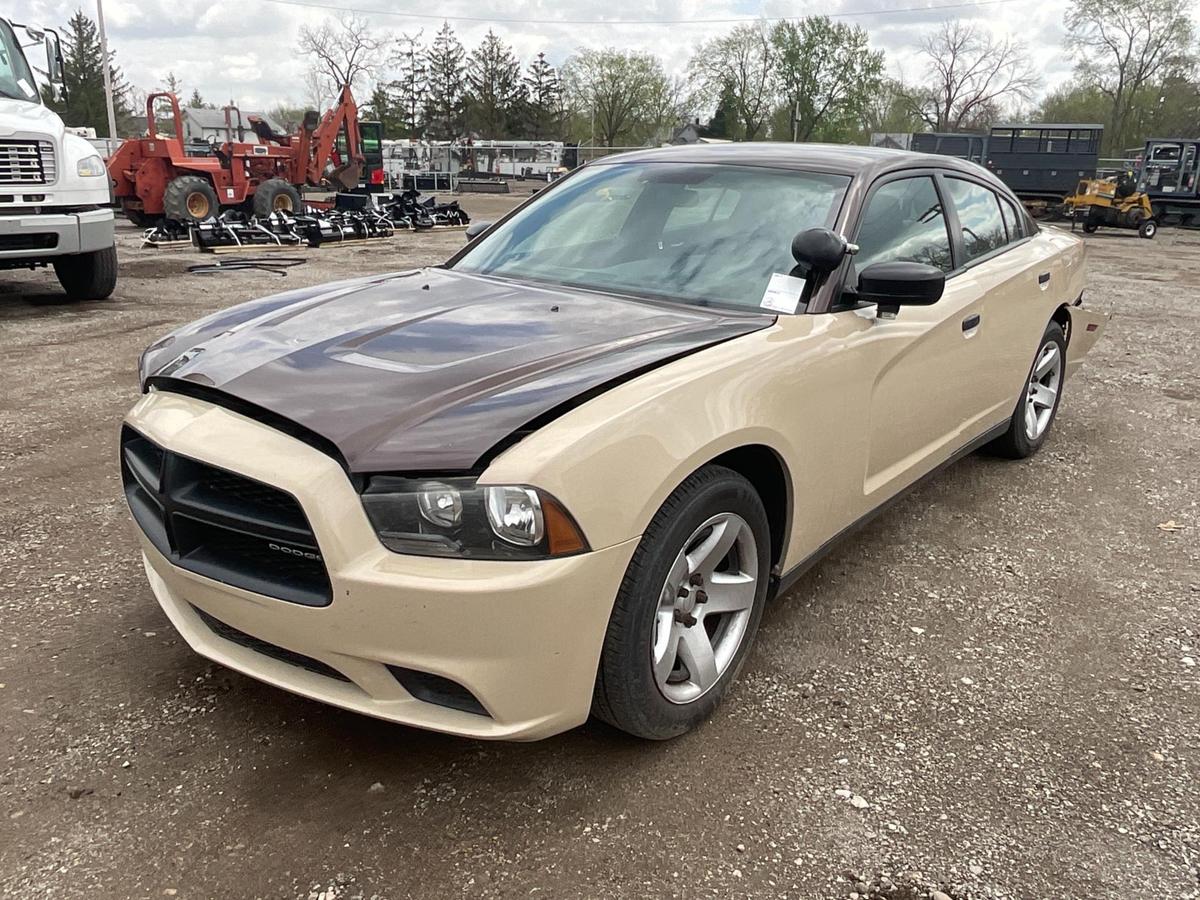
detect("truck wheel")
[1082,221,1099,234]
[53,245,118,301]
[1138,218,1158,239]
[253,179,302,217]
[163,176,219,224]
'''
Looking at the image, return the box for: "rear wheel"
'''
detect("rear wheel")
[986,320,1066,459]
[52,244,118,300]
[252,178,302,217]
[162,175,219,224]
[1082,221,1099,234]
[592,466,770,740]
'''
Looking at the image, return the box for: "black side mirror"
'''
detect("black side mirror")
[856,261,945,317]
[791,227,853,273]
[464,220,493,242]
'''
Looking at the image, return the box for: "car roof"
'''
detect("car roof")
[591,141,1000,183]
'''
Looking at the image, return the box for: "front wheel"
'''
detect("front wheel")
[592,465,771,740]
[52,244,118,300]
[1138,218,1158,239]
[986,320,1066,459]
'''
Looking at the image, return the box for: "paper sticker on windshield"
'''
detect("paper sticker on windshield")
[17,78,35,98]
[759,273,806,314]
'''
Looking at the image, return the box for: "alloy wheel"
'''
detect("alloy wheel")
[1025,341,1062,440]
[651,512,758,704]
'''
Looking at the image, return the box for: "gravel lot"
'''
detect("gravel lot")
[1,194,1197,900]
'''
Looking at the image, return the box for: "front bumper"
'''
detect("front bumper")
[0,207,113,260]
[125,390,637,741]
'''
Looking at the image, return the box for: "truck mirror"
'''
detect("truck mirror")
[44,30,66,98]
[45,32,64,82]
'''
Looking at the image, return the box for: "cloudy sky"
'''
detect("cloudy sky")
[10,0,1082,112]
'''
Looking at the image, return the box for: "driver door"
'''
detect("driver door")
[833,173,998,509]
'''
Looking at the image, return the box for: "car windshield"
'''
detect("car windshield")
[452,161,849,310]
[0,21,39,104]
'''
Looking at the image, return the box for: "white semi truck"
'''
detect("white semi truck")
[0,17,116,299]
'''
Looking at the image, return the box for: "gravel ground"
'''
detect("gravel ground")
[0,195,1197,900]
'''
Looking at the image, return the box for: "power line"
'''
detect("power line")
[255,0,1028,26]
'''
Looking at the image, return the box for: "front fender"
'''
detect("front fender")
[480,324,811,560]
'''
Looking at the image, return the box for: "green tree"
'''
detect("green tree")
[688,24,775,140]
[1066,0,1196,154]
[364,83,403,137]
[390,31,426,137]
[464,30,524,137]
[770,16,884,141]
[187,88,206,109]
[47,10,132,137]
[561,48,674,146]
[523,52,561,139]
[861,79,926,140]
[424,22,466,139]
[161,71,182,96]
[702,82,738,139]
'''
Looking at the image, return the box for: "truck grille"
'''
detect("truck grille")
[121,426,332,607]
[0,140,55,185]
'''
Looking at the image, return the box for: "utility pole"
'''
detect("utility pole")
[96,0,118,139]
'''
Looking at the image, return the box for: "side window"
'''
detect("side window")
[999,195,1023,241]
[853,176,953,274]
[945,177,1008,262]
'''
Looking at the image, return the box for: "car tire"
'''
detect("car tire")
[52,244,118,301]
[253,178,302,217]
[163,175,219,224]
[592,465,771,740]
[986,320,1066,460]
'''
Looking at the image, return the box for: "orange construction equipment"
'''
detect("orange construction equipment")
[108,85,366,225]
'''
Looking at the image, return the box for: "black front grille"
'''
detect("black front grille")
[192,606,349,682]
[121,426,332,606]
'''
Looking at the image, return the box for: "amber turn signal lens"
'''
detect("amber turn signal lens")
[543,495,588,555]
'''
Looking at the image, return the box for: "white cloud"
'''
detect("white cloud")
[10,0,1088,114]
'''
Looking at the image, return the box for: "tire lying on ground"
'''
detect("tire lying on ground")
[52,244,118,301]
[252,178,302,217]
[162,175,220,224]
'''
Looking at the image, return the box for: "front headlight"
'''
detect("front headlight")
[76,155,107,177]
[361,476,588,559]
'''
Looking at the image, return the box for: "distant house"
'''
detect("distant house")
[180,108,286,144]
[870,133,912,151]
[668,122,733,146]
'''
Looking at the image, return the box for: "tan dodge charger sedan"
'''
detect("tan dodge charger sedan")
[121,144,1107,740]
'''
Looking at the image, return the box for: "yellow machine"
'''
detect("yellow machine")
[1062,173,1157,238]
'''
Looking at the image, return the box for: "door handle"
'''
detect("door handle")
[962,313,981,333]
[1038,272,1051,290]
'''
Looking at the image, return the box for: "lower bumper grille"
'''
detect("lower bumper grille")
[192,606,349,682]
[121,425,332,606]
[0,233,57,251]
